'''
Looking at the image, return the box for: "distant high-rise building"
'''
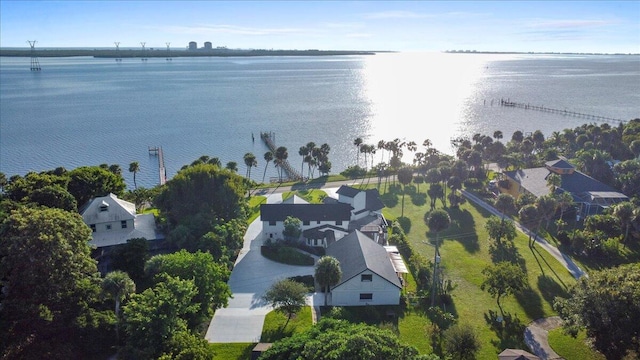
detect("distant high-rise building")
[204,41,212,50]
[188,41,197,51]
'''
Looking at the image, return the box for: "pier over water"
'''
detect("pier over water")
[148,146,167,185]
[260,132,302,182]
[498,99,627,125]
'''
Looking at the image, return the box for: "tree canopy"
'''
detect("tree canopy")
[315,256,342,306]
[0,206,110,359]
[260,318,435,360]
[555,263,640,360]
[262,279,308,323]
[144,250,231,326]
[155,162,248,227]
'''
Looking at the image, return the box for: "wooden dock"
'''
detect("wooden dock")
[148,146,167,185]
[260,132,302,182]
[498,99,626,125]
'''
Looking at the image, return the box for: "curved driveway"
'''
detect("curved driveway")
[205,191,326,343]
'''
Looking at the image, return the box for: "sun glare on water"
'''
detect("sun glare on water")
[360,52,489,155]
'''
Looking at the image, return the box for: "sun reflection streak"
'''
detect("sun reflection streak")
[359,52,490,156]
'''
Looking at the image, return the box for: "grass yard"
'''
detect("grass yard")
[210,343,255,360]
[547,328,606,360]
[282,189,328,204]
[377,182,579,359]
[261,306,313,342]
[248,195,266,223]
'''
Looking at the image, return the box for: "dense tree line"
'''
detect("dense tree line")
[0,156,250,358]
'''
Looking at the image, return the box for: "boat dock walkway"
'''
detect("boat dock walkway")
[498,99,626,125]
[148,146,167,185]
[260,132,302,182]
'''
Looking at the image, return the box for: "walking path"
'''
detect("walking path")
[461,190,583,359]
[461,190,586,279]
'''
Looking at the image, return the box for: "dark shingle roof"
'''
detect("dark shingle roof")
[336,185,360,198]
[326,230,401,289]
[365,189,385,211]
[545,158,574,170]
[260,203,352,222]
[505,166,624,199]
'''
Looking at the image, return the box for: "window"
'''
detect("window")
[121,220,127,229]
[90,224,96,233]
[361,274,372,282]
[360,293,373,301]
[336,220,343,225]
[269,221,276,226]
[106,224,112,230]
[303,220,310,226]
[317,221,321,224]
[100,205,108,212]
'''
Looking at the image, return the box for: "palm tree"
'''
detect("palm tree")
[377,139,386,164]
[546,173,561,194]
[102,270,135,341]
[354,137,363,167]
[243,153,257,179]
[535,194,558,230]
[495,194,516,221]
[519,204,539,248]
[128,161,140,189]
[226,161,238,172]
[274,146,288,182]
[612,202,635,247]
[425,209,451,306]
[397,167,414,217]
[298,146,309,178]
[262,151,273,183]
[493,130,503,142]
[315,256,342,306]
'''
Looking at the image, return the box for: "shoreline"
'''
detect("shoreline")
[0,48,379,58]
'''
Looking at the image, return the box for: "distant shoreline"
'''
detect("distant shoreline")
[0,48,379,58]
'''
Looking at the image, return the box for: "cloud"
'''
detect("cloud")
[165,24,304,36]
[362,10,433,20]
[345,33,372,38]
[526,19,611,29]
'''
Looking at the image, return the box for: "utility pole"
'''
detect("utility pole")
[27,40,41,71]
[140,42,147,61]
[114,42,122,62]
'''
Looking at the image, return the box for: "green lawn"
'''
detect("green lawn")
[210,343,255,360]
[248,195,266,223]
[261,306,313,342]
[547,328,605,360]
[282,189,328,204]
[379,183,579,359]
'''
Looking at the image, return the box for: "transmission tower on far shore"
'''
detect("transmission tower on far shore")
[27,40,41,71]
[166,42,172,61]
[140,42,148,61]
[114,42,122,62]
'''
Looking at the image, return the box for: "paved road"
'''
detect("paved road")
[524,317,564,360]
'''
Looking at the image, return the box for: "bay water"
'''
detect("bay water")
[1,53,638,189]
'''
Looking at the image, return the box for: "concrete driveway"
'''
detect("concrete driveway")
[205,192,319,343]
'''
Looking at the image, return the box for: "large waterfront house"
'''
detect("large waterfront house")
[325,230,405,306]
[260,185,388,247]
[503,158,628,218]
[80,193,163,248]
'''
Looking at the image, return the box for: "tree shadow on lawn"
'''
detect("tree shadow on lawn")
[489,241,526,270]
[381,191,399,208]
[515,286,545,321]
[411,192,427,207]
[530,245,570,291]
[537,274,569,307]
[260,318,299,342]
[484,310,527,350]
[396,216,412,234]
[442,207,480,253]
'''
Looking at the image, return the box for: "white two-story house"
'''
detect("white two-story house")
[80,193,162,248]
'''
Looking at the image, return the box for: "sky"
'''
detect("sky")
[1,1,639,53]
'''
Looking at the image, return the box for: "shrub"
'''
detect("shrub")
[261,246,315,266]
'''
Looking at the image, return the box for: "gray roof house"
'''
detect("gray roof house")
[504,158,628,218]
[325,230,404,306]
[80,193,163,248]
[260,186,389,247]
